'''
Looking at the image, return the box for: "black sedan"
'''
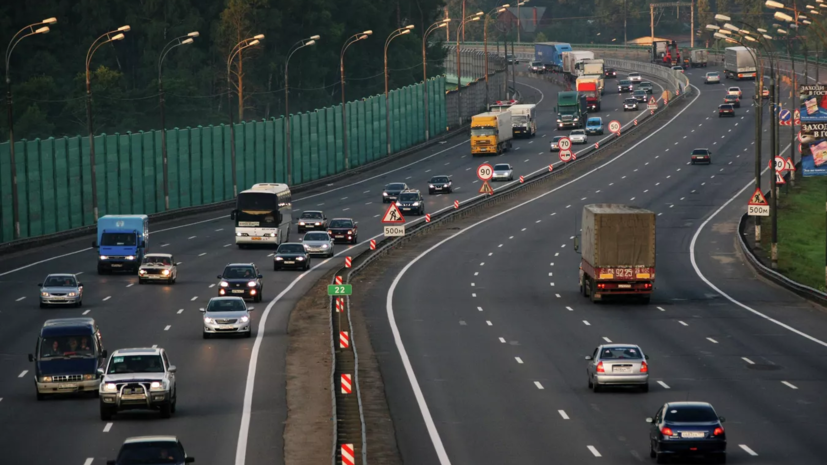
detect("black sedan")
[718,104,735,117]
[428,175,453,194]
[273,243,311,271]
[690,148,712,164]
[618,79,633,93]
[382,182,408,203]
[217,263,264,302]
[327,218,358,244]
[605,68,617,78]
[647,402,726,463]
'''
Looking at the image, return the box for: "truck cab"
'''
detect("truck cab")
[471,112,513,155]
[556,91,587,129]
[93,215,149,274]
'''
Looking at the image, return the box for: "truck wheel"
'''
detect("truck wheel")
[589,278,600,303]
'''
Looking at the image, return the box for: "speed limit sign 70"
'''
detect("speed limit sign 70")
[558,137,572,152]
[608,120,621,135]
[477,163,494,181]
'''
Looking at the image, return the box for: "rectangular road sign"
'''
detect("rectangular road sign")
[383,224,405,237]
[328,284,353,296]
[748,205,770,217]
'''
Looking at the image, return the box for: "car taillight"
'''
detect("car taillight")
[596,361,605,373]
[661,427,674,437]
[597,283,606,289]
[713,427,724,436]
[640,361,648,373]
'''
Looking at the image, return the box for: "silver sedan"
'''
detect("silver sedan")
[39,274,83,308]
[569,129,588,144]
[201,297,253,338]
[586,344,650,392]
[491,163,513,181]
[300,231,335,257]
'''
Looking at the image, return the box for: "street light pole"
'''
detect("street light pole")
[340,31,372,171]
[484,5,510,108]
[227,34,264,198]
[385,26,414,156]
[423,20,450,142]
[86,25,129,223]
[4,17,55,240]
[456,13,482,127]
[158,32,198,211]
[285,35,319,186]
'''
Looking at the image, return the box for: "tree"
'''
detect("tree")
[535,31,548,43]
[219,0,271,121]
[697,0,713,45]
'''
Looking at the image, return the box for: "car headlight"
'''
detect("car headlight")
[41,292,49,297]
[220,281,229,287]
[429,184,434,188]
[236,232,242,236]
[321,244,329,249]
[275,256,284,261]
[315,222,321,226]
[204,317,213,323]
[40,376,53,383]
[247,281,257,287]
[84,374,94,380]
[347,230,353,235]
[395,201,401,206]
[240,315,249,323]
[412,202,419,207]
[296,256,305,261]
[139,269,147,275]
[103,383,117,392]
[162,270,170,276]
[100,255,109,260]
[126,256,135,260]
[383,192,388,196]
[299,222,305,225]
[68,292,77,297]
[150,381,164,390]
[446,182,451,186]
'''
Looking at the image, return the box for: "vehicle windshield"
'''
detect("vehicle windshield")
[471,128,497,136]
[587,120,601,126]
[692,149,710,155]
[625,99,637,104]
[43,276,77,287]
[237,192,277,211]
[107,354,164,374]
[39,335,96,359]
[430,176,449,183]
[629,73,640,77]
[494,164,510,171]
[399,193,419,201]
[634,90,645,95]
[725,96,737,100]
[620,80,631,85]
[664,406,718,422]
[115,442,185,464]
[142,256,171,266]
[277,244,306,254]
[207,299,247,313]
[513,115,528,124]
[531,61,541,66]
[222,266,256,279]
[600,346,643,360]
[720,105,733,109]
[329,220,353,228]
[100,232,136,246]
[304,232,329,241]
[300,212,323,219]
[708,72,719,76]
[641,82,652,87]
[385,183,405,191]
[729,88,739,91]
[553,136,564,142]
[571,131,585,135]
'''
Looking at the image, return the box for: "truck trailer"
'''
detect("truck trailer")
[534,42,572,71]
[651,41,669,63]
[556,91,587,129]
[576,77,601,111]
[509,104,537,138]
[470,112,513,155]
[576,59,605,79]
[724,46,757,80]
[576,204,655,303]
[562,51,595,76]
[690,49,708,67]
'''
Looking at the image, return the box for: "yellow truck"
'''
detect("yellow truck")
[470,112,513,156]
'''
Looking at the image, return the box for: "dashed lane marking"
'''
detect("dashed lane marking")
[534,381,545,390]
[515,357,524,364]
[15,297,25,302]
[603,337,612,343]
[18,370,28,378]
[191,296,198,301]
[558,410,570,420]
[164,325,171,331]
[587,446,602,458]
[657,307,665,311]
[706,337,719,344]
[566,306,573,311]
[679,321,688,326]
[103,422,113,432]
[486,321,492,326]
[782,381,798,390]
[102,296,111,301]
[177,309,184,314]
[82,309,91,315]
[742,357,755,364]
[499,337,506,343]
[583,320,591,326]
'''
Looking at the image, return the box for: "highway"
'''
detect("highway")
[362,63,827,464]
[0,66,672,464]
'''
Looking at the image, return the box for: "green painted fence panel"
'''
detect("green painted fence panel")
[288,114,300,184]
[309,112,320,182]
[153,131,164,212]
[371,98,381,161]
[67,137,83,229]
[380,95,388,157]
[129,133,144,214]
[40,138,57,235]
[437,77,447,134]
[200,127,213,204]
[254,120,266,184]
[326,108,337,177]
[178,128,192,209]
[232,123,244,196]
[413,83,423,145]
[54,138,70,233]
[359,100,369,167]
[404,86,413,150]
[243,122,255,189]
[190,127,203,207]
[363,98,374,163]
[333,105,344,174]
[264,120,275,183]
[212,126,225,202]
[221,125,231,200]
[300,112,311,183]
[26,140,42,237]
[391,90,401,154]
[104,134,118,216]
[0,143,10,241]
[15,141,29,237]
[318,111,329,178]
[274,118,286,184]
[167,129,180,210]
[118,134,131,214]
[141,132,157,215]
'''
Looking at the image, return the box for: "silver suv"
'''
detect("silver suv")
[99,348,177,420]
[201,297,252,338]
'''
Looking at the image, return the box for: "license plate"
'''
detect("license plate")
[111,264,122,268]
[284,261,295,264]
[435,187,442,190]
[58,383,77,389]
[335,235,344,238]
[231,289,245,294]
[618,284,632,288]
[681,432,706,438]
[220,325,235,330]
[612,366,633,373]
[252,237,261,241]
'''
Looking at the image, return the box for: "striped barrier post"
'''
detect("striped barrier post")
[345,257,352,268]
[341,374,352,394]
[339,331,349,349]
[341,444,355,465]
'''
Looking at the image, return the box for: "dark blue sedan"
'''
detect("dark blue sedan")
[647,402,726,463]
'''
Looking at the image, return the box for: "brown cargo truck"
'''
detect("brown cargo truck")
[575,204,656,304]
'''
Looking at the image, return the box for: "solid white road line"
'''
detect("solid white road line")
[742,357,755,365]
[18,370,28,378]
[781,381,799,390]
[587,446,602,457]
[103,422,113,432]
[558,410,570,420]
[515,357,524,364]
[534,381,545,390]
[657,381,671,389]
[739,445,759,456]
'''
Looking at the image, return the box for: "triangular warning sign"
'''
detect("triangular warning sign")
[775,172,786,185]
[479,180,494,195]
[785,157,796,171]
[381,203,406,223]
[748,188,768,206]
[648,96,657,105]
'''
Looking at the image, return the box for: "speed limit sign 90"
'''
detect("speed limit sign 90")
[773,156,785,172]
[558,137,572,152]
[608,120,621,135]
[477,163,494,181]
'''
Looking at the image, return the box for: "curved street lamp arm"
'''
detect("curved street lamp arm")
[5,30,41,78]
[86,29,124,70]
[341,35,365,60]
[158,39,191,82]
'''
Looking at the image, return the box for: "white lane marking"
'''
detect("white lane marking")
[707,337,719,344]
[472,293,477,298]
[209,284,215,288]
[477,307,483,312]
[549,272,553,276]
[343,208,350,212]
[739,445,759,456]
[534,381,545,390]
[471,283,475,287]
[583,320,591,326]
[161,243,170,247]
[18,370,28,378]
[191,296,198,301]
[84,459,94,465]
[558,410,570,420]
[486,321,492,326]
[199,252,207,257]
[103,422,113,433]
[224,244,232,247]
[365,202,373,205]
[550,282,555,287]
[102,296,111,301]
[15,296,25,302]
[581,197,587,201]
[317,203,324,206]
[215,228,223,232]
[522,228,527,231]
[82,309,91,315]
[555,294,561,298]
[566,306,573,311]
[499,337,506,343]
[177,309,184,314]
[536,220,541,223]
[657,381,671,389]
[587,446,602,458]
[374,214,380,218]
[679,321,688,326]
[188,236,197,240]
[164,325,171,331]
[425,169,431,173]
[603,337,612,343]
[363,190,370,194]
[474,272,479,276]
[657,306,665,311]
[480,262,485,266]
[515,357,524,364]
[488,252,493,256]
[630,197,635,201]
[75,272,83,275]
[498,244,503,247]
[742,357,755,365]
[782,381,798,390]
[126,283,134,288]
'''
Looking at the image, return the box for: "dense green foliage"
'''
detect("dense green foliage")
[1,0,448,141]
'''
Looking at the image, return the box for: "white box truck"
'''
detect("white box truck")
[724,46,756,80]
[577,59,605,78]
[689,49,708,67]
[562,51,595,76]
[509,104,537,138]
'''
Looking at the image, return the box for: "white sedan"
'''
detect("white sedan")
[569,129,588,144]
[628,72,642,82]
[492,163,514,181]
[704,72,720,84]
[727,86,742,97]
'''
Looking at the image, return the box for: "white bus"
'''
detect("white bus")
[231,183,292,248]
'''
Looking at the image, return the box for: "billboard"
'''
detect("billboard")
[799,84,827,176]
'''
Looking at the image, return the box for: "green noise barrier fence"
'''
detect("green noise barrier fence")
[0,77,447,243]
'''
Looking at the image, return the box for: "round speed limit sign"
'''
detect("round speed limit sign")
[608,120,621,135]
[773,156,786,172]
[559,149,573,162]
[477,163,494,181]
[558,137,572,152]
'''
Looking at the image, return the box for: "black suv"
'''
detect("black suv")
[396,189,425,215]
[618,80,633,93]
[382,182,408,203]
[217,263,263,302]
[605,68,617,78]
[428,175,453,194]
